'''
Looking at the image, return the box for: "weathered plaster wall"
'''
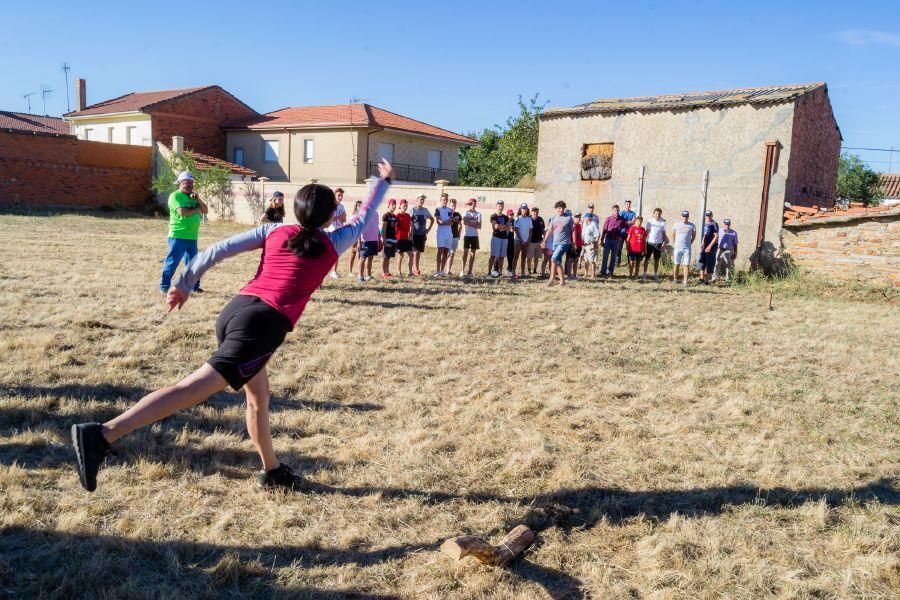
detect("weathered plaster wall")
[782,215,900,287]
[536,102,798,268]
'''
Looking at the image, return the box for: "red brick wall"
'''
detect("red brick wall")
[0,131,151,209]
[785,87,841,209]
[150,87,257,158]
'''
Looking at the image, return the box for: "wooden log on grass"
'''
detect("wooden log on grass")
[440,525,535,566]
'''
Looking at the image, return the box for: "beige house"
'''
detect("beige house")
[223,103,477,185]
[536,82,842,268]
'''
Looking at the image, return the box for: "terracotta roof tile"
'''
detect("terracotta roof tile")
[224,103,477,145]
[544,82,826,118]
[64,86,211,117]
[186,150,258,178]
[784,202,900,226]
[881,173,900,199]
[0,111,72,135]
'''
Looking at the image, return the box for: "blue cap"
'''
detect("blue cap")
[681,211,689,217]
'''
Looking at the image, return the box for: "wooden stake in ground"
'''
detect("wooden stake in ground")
[767,291,773,311]
[440,525,535,566]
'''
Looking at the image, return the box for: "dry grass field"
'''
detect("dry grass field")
[1,212,898,599]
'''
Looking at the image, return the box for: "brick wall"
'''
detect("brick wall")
[150,87,257,158]
[785,87,841,209]
[781,212,900,287]
[0,131,151,209]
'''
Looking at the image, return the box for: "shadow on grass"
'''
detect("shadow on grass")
[296,477,899,529]
[0,525,410,599]
[317,297,461,311]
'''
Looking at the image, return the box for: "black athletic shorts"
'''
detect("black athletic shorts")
[567,246,582,259]
[412,234,427,252]
[700,249,717,274]
[383,239,397,258]
[359,241,379,258]
[397,239,413,253]
[209,294,291,390]
[463,236,479,250]
[644,243,662,260]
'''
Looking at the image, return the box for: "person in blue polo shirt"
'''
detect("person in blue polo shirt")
[714,218,738,281]
[617,199,636,266]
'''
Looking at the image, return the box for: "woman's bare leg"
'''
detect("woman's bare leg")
[102,363,228,444]
[243,368,280,470]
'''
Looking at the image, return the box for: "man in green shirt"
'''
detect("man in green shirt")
[160,171,208,293]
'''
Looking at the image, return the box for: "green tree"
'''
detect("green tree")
[837,153,884,206]
[152,150,234,220]
[458,95,545,187]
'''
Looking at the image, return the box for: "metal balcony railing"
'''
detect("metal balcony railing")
[369,161,458,184]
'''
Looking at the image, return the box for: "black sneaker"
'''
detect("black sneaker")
[193,287,205,294]
[71,423,111,492]
[257,463,305,491]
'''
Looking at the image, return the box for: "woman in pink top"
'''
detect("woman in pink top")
[71,160,393,493]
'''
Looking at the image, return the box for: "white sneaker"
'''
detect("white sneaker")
[358,275,365,283]
[366,275,374,281]
[505,269,513,276]
[433,272,442,278]
[490,270,500,277]
[329,271,340,279]
[460,270,466,277]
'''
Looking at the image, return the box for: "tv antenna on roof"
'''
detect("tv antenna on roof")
[61,63,71,111]
[23,92,35,113]
[41,86,54,115]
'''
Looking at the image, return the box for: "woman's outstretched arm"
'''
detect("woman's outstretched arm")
[327,161,392,255]
[168,224,278,309]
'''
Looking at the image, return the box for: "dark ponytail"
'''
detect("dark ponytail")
[285,184,337,258]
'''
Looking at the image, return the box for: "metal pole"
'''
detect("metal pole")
[637,165,645,217]
[699,170,709,256]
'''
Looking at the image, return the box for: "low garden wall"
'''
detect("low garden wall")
[781,208,900,287]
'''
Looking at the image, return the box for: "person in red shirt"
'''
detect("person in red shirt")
[566,213,584,278]
[394,199,414,276]
[626,216,648,279]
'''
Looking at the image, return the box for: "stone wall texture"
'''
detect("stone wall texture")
[781,215,900,287]
[0,130,151,209]
[150,87,258,159]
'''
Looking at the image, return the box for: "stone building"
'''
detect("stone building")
[536,82,842,267]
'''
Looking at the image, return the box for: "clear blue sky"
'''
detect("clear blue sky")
[2,0,898,171]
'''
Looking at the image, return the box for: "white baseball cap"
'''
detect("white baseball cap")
[176,171,194,183]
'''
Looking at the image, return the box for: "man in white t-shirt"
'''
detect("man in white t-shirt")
[327,187,347,278]
[513,203,533,277]
[641,207,668,282]
[461,198,482,277]
[433,193,454,277]
[671,210,696,286]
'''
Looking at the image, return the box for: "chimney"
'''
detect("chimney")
[172,136,184,154]
[76,78,86,111]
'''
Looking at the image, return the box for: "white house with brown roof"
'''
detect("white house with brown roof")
[64,79,259,158]
[222,103,477,185]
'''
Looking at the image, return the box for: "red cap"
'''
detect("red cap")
[506,209,514,215]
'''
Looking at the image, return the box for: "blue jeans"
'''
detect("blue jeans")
[551,242,570,264]
[601,237,618,276]
[160,237,200,291]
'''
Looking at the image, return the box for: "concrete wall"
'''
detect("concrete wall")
[782,213,900,287]
[0,130,151,209]
[365,130,461,175]
[784,87,841,209]
[227,129,362,184]
[208,178,534,249]
[70,113,152,146]
[536,101,799,268]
